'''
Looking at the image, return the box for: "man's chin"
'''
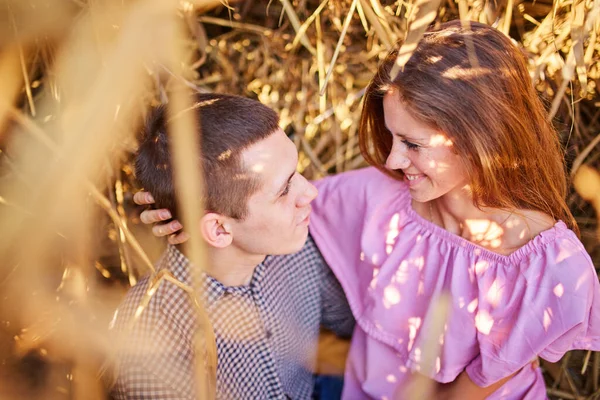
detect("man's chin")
[270,232,309,256]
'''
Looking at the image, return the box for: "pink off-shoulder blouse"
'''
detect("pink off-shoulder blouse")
[310,167,600,399]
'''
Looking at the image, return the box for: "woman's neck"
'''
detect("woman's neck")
[416,187,555,255]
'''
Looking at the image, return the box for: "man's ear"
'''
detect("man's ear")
[200,212,233,248]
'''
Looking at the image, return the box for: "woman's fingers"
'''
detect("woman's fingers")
[151,220,182,237]
[133,191,155,205]
[167,231,191,245]
[140,209,172,224]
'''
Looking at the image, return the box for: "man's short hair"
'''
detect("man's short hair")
[135,93,280,220]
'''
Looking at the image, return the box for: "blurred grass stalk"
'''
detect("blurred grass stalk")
[0,0,217,398]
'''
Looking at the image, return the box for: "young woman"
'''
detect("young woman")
[135,21,600,399]
[307,20,600,399]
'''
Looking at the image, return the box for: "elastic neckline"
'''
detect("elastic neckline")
[399,185,566,264]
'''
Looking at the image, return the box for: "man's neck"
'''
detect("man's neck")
[203,246,266,287]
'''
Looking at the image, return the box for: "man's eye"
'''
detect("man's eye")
[402,139,420,150]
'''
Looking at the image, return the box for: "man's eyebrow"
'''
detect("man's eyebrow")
[277,171,295,194]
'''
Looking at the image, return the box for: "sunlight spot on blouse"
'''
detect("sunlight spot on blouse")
[414,256,425,271]
[413,348,422,362]
[467,298,478,313]
[370,268,380,289]
[383,285,401,308]
[475,260,489,275]
[576,272,589,291]
[386,213,401,255]
[458,297,466,309]
[407,317,422,351]
[360,251,365,261]
[553,283,564,298]
[436,357,441,374]
[399,365,408,373]
[543,307,554,331]
[475,310,494,335]
[485,279,503,308]
[372,253,380,265]
[386,374,397,383]
[395,260,410,284]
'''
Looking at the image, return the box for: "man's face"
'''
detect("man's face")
[228,129,318,256]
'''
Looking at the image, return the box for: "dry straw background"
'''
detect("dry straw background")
[0,0,599,398]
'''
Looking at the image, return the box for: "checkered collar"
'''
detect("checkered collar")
[161,244,267,305]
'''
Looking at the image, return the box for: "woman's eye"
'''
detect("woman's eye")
[402,139,420,150]
[281,182,291,196]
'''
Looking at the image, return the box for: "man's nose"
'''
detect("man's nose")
[297,179,318,207]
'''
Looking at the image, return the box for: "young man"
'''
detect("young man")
[109,93,353,400]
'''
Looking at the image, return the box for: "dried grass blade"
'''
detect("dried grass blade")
[390,0,441,80]
[359,0,393,49]
[320,0,358,95]
[570,132,600,176]
[290,0,329,51]
[8,4,36,117]
[500,0,514,35]
[356,0,370,34]
[279,0,316,55]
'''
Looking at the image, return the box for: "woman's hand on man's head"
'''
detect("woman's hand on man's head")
[133,191,190,245]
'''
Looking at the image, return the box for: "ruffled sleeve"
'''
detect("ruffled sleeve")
[466,225,600,387]
[309,167,407,319]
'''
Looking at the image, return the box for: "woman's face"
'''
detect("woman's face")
[383,91,470,203]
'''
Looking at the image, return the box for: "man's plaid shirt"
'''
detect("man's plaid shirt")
[109,235,354,399]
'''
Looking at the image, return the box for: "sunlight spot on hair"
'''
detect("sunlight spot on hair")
[383,285,401,308]
[251,163,264,173]
[429,134,453,147]
[474,260,489,275]
[467,298,478,313]
[475,310,494,335]
[458,296,466,309]
[218,149,232,160]
[485,279,502,308]
[386,374,397,383]
[442,66,492,80]
[543,307,553,331]
[407,317,422,351]
[426,55,443,64]
[386,213,400,254]
[553,283,564,298]
[233,173,251,181]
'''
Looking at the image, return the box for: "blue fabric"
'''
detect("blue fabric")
[313,375,344,400]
